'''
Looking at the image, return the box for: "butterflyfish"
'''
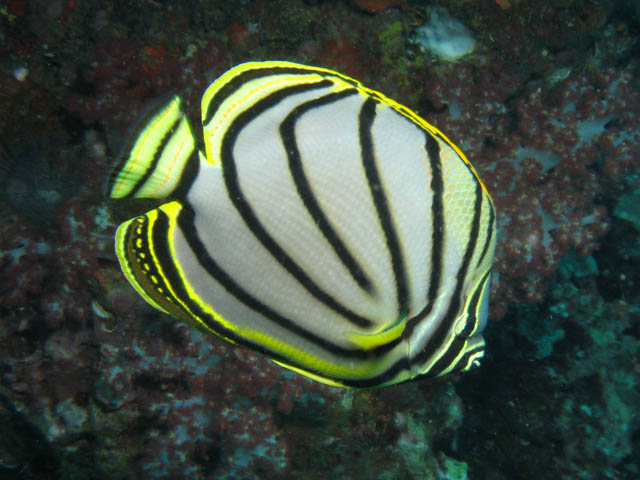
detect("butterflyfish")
[108,61,497,388]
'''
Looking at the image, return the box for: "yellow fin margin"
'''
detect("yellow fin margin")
[109,96,197,199]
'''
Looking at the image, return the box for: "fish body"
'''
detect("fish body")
[108,61,496,388]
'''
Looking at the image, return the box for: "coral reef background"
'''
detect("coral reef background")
[0,0,638,478]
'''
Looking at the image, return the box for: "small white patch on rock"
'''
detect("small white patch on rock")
[412,7,476,61]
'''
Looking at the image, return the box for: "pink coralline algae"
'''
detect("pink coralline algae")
[91,326,299,478]
[0,200,114,328]
[418,63,639,316]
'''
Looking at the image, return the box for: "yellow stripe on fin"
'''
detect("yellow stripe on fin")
[109,95,198,199]
[114,214,171,314]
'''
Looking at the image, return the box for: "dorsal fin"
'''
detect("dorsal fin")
[108,95,199,199]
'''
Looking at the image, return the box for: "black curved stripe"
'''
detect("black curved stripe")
[476,201,495,269]
[221,80,374,329]
[149,209,350,384]
[129,115,182,198]
[166,204,417,387]
[180,202,406,387]
[414,180,484,377]
[450,344,485,373]
[166,206,410,388]
[167,203,373,357]
[319,134,488,387]
[280,89,374,294]
[404,132,444,337]
[337,355,410,388]
[203,66,359,127]
[172,151,200,199]
[359,97,409,318]
[108,96,177,196]
[127,216,169,300]
[135,218,170,298]
[457,268,491,339]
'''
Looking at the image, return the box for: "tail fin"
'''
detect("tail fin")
[108,95,199,199]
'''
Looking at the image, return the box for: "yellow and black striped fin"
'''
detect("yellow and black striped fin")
[115,213,168,314]
[108,96,200,199]
[111,61,497,389]
[114,206,182,319]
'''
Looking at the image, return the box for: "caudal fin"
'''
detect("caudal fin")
[108,95,199,199]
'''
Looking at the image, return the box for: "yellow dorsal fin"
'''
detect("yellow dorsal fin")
[108,96,199,199]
